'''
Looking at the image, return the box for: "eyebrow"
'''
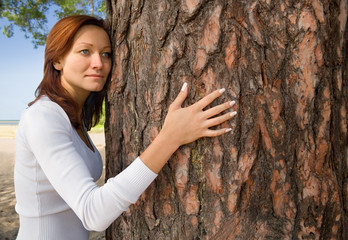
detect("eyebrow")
[76,42,111,49]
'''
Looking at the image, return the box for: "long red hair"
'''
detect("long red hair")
[29,15,111,130]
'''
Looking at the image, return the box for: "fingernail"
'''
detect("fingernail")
[181,82,187,92]
[230,100,236,106]
[219,88,226,94]
[230,111,237,117]
[225,128,232,133]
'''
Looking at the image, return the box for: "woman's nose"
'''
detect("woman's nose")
[91,54,103,69]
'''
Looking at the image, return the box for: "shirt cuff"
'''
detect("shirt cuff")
[108,157,158,203]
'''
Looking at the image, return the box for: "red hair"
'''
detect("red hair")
[29,15,111,130]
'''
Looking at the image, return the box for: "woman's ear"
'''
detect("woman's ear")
[53,61,63,71]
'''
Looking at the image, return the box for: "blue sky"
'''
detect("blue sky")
[0,17,57,120]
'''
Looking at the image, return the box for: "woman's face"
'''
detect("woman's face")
[54,25,112,103]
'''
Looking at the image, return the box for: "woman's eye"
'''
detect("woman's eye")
[80,49,89,55]
[101,52,111,58]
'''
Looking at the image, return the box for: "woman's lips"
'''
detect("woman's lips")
[86,74,103,78]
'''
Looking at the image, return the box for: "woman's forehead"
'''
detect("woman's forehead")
[73,25,110,47]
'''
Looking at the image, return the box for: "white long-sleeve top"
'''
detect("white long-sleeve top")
[14,96,157,240]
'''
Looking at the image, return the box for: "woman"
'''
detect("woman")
[14,15,237,239]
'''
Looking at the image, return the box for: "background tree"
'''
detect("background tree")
[104,0,347,239]
[0,0,105,47]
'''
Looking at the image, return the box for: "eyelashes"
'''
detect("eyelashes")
[80,49,89,55]
[101,52,111,58]
[79,49,111,59]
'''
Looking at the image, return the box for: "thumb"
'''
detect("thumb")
[169,82,188,111]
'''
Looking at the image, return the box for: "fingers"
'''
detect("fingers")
[167,84,238,143]
[204,128,233,137]
[205,111,237,128]
[202,99,237,137]
[195,88,226,110]
[203,100,236,119]
[169,82,188,111]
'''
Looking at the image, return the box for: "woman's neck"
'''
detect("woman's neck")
[61,80,90,112]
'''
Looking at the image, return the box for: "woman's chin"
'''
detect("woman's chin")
[89,85,105,93]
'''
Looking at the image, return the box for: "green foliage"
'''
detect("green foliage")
[90,101,105,133]
[0,0,105,48]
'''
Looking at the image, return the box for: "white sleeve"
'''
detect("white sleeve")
[24,103,157,231]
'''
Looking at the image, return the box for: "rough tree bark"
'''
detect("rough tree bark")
[104,0,347,239]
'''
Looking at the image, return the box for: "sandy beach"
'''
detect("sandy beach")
[0,125,106,240]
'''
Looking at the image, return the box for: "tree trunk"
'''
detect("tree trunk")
[104,0,347,239]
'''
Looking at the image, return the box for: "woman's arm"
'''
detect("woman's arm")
[21,101,157,231]
[140,83,237,173]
